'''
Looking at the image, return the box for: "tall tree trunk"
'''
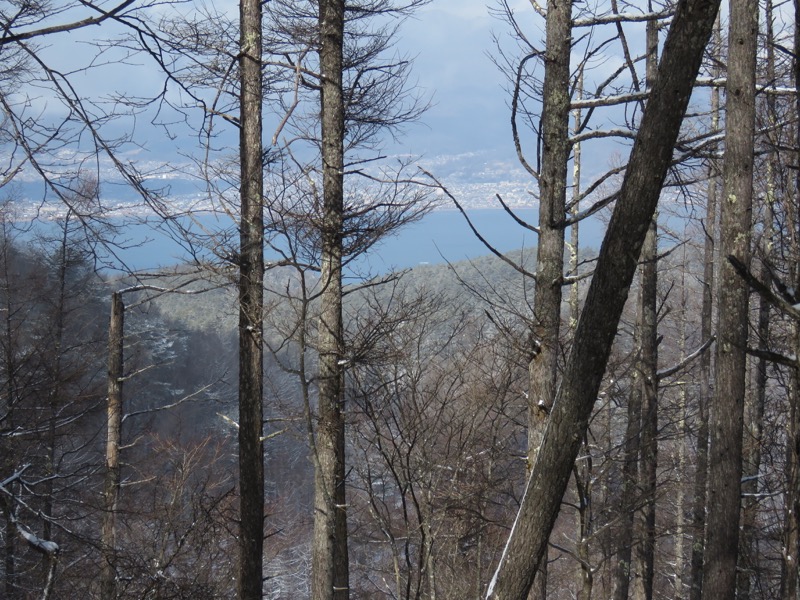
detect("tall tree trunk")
[738,155,774,599]
[701,0,757,595]
[527,0,571,463]
[781,6,800,596]
[688,17,721,600]
[612,19,659,600]
[101,291,123,600]
[486,1,721,596]
[238,0,266,595]
[312,1,349,598]
[631,21,660,600]
[526,0,572,593]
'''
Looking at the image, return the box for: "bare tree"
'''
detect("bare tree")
[237,0,267,597]
[312,1,350,598]
[701,0,758,596]
[485,0,721,596]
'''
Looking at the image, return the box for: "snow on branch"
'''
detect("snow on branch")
[573,9,675,28]
[0,464,60,599]
[570,128,636,144]
[571,82,798,116]
[696,77,799,96]
[14,520,60,555]
[570,91,649,110]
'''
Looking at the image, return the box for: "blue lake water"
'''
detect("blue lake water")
[26,209,607,273]
[355,209,605,273]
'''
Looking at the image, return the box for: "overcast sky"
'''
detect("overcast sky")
[389,0,518,158]
[11,0,537,205]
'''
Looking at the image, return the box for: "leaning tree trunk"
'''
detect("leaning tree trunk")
[486,1,721,597]
[312,1,349,599]
[237,0,266,596]
[701,0,757,596]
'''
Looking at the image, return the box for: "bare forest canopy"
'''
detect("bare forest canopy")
[4,0,800,599]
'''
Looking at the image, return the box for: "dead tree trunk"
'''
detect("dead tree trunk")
[101,291,123,600]
[237,0,266,596]
[701,0,757,595]
[486,1,721,596]
[312,1,349,598]
[526,0,572,595]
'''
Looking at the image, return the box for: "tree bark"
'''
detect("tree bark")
[238,0,266,596]
[312,1,349,599]
[486,1,721,597]
[526,0,572,595]
[701,0,757,595]
[738,137,774,600]
[527,0,571,461]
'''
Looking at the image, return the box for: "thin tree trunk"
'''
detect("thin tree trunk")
[688,17,721,600]
[631,21,660,600]
[614,355,642,600]
[674,243,689,599]
[575,457,594,600]
[632,216,658,600]
[486,2,721,597]
[237,0,266,595]
[781,7,800,596]
[571,71,591,600]
[612,19,658,600]
[101,291,123,600]
[312,1,349,598]
[701,0,757,595]
[2,237,19,600]
[3,517,13,600]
